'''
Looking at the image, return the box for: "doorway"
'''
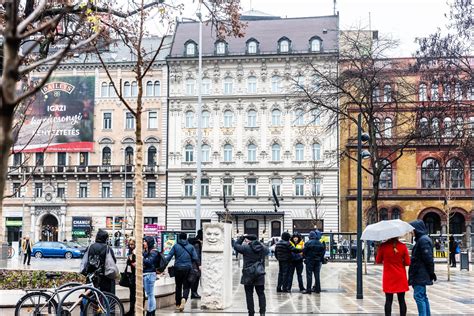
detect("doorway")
[41,214,59,241]
[244,219,259,238]
[271,221,281,237]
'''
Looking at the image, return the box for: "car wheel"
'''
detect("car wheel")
[64,252,73,259]
[34,252,43,258]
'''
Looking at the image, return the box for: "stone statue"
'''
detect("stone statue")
[203,223,224,252]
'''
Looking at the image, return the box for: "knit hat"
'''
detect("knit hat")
[281,232,291,241]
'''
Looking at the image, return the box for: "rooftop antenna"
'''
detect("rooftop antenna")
[333,0,336,16]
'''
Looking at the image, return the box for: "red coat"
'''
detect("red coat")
[376,240,410,293]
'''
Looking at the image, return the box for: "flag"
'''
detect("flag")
[272,186,280,208]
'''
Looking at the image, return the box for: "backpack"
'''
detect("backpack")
[152,249,168,273]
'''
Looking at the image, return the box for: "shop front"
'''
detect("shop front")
[72,216,92,241]
[6,217,23,243]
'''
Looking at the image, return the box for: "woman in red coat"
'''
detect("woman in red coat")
[376,237,411,316]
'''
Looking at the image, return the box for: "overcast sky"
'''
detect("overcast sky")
[178,0,451,57]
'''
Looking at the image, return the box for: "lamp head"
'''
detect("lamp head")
[360,150,371,160]
[360,132,370,142]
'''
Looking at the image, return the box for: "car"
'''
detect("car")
[65,241,87,252]
[32,241,84,259]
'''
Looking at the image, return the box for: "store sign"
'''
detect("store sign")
[144,224,158,235]
[72,217,92,229]
[6,219,23,227]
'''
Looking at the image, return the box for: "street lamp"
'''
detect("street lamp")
[357,113,371,299]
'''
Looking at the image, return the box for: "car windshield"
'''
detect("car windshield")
[66,242,83,248]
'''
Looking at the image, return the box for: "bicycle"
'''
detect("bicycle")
[14,271,124,316]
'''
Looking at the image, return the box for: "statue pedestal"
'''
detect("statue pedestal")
[201,223,233,310]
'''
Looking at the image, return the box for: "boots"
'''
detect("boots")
[146,311,156,316]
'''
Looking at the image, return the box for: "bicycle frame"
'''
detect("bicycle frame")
[57,285,110,316]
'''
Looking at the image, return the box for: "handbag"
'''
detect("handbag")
[104,246,119,279]
[242,259,265,282]
[119,264,133,288]
[168,265,176,278]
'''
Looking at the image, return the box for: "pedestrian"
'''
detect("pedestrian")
[286,232,305,292]
[188,229,203,299]
[21,236,33,265]
[434,239,441,258]
[440,239,446,258]
[274,232,302,293]
[233,234,268,316]
[408,220,436,316]
[302,230,325,294]
[125,238,136,316]
[143,236,159,316]
[449,236,457,267]
[166,232,200,312]
[375,237,411,316]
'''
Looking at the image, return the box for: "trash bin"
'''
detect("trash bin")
[460,252,469,271]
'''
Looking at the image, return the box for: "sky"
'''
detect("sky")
[178,0,452,57]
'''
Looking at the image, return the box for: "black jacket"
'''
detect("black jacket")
[233,237,268,286]
[408,220,435,286]
[143,236,160,273]
[87,230,116,293]
[303,239,325,263]
[274,240,301,262]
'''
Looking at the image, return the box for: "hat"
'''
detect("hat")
[179,232,188,240]
[281,232,291,241]
[245,234,258,241]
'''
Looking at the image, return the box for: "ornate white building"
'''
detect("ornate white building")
[166,14,340,238]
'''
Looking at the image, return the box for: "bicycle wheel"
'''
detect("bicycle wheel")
[15,291,58,316]
[57,285,110,316]
[83,292,124,316]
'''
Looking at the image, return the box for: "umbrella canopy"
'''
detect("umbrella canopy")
[361,219,414,241]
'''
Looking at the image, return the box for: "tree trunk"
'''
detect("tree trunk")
[0,113,14,244]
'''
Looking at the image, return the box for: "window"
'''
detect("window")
[455,117,464,137]
[102,147,111,165]
[271,144,281,161]
[420,117,429,136]
[443,117,452,137]
[185,79,195,95]
[419,83,427,101]
[103,112,112,129]
[272,109,281,126]
[223,178,233,196]
[202,78,211,95]
[109,83,116,97]
[296,76,305,89]
[432,118,440,138]
[184,179,193,196]
[312,143,321,161]
[185,145,194,162]
[132,82,139,98]
[201,179,209,197]
[147,146,157,166]
[383,84,392,102]
[279,39,290,53]
[391,208,401,220]
[271,76,281,93]
[247,178,257,196]
[125,146,134,165]
[431,83,439,101]
[57,152,66,166]
[125,181,133,198]
[124,81,131,97]
[271,179,281,196]
[223,144,233,162]
[247,144,257,161]
[470,117,474,136]
[442,83,451,101]
[380,208,389,221]
[79,152,88,166]
[79,182,88,198]
[56,183,65,198]
[384,118,393,138]
[446,159,464,189]
[455,82,462,101]
[223,77,233,95]
[147,182,156,198]
[186,42,195,56]
[310,109,320,125]
[146,81,153,96]
[295,143,304,161]
[421,158,441,188]
[13,153,22,166]
[185,111,194,128]
[216,41,226,55]
[101,82,109,97]
[470,85,474,100]
[201,145,210,162]
[247,76,257,93]
[13,183,21,198]
[36,152,44,166]
[202,111,210,128]
[372,87,380,102]
[310,38,321,52]
[148,111,158,129]
[374,118,382,139]
[293,219,323,233]
[224,110,234,127]
[101,182,111,198]
[295,178,304,196]
[247,110,257,127]
[312,178,321,196]
[247,40,258,54]
[125,112,135,129]
[181,219,211,231]
[153,81,161,96]
[271,221,282,237]
[295,109,304,126]
[35,183,43,198]
[379,160,393,189]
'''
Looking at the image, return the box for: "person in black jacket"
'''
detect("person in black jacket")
[86,229,117,294]
[188,229,203,299]
[233,234,268,316]
[302,230,325,294]
[274,232,302,293]
[143,236,160,316]
[449,236,457,268]
[125,238,136,316]
[409,220,436,316]
[286,232,305,292]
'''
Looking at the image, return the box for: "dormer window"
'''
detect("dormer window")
[246,39,259,54]
[278,37,291,53]
[185,40,197,56]
[309,36,322,52]
[216,41,227,55]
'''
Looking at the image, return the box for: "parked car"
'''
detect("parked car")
[32,241,84,259]
[65,241,87,252]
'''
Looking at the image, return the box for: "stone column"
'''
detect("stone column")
[465,223,471,250]
[30,211,36,242]
[201,223,233,310]
[60,211,66,241]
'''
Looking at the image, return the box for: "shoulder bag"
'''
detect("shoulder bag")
[104,246,119,279]
[119,264,133,288]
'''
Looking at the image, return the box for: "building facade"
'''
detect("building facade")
[166,14,340,238]
[3,37,170,244]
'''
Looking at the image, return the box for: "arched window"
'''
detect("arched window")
[279,39,290,53]
[271,76,281,93]
[147,146,157,166]
[423,212,441,234]
[294,109,304,126]
[372,86,380,102]
[108,83,116,97]
[367,209,378,225]
[223,110,234,127]
[185,111,194,128]
[384,118,393,138]
[374,118,381,139]
[102,147,111,165]
[131,81,138,97]
[247,76,257,93]
[247,144,257,162]
[446,158,464,189]
[272,144,281,161]
[101,82,109,97]
[443,117,452,137]
[124,81,131,97]
[419,83,427,101]
[432,118,440,138]
[247,110,257,127]
[146,81,153,96]
[379,159,392,189]
[223,144,233,162]
[421,158,441,188]
[312,143,321,161]
[215,41,226,55]
[420,117,429,136]
[202,111,210,128]
[379,208,389,221]
[391,208,401,219]
[272,109,281,126]
[455,117,464,137]
[247,40,258,54]
[310,37,321,52]
[153,81,161,96]
[431,83,439,101]
[310,109,321,125]
[125,146,134,165]
[383,84,392,102]
[186,42,196,56]
[295,143,304,161]
[223,77,233,95]
[185,145,194,162]
[201,144,210,162]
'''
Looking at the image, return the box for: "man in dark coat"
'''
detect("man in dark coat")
[409,220,436,316]
[302,230,325,294]
[233,234,268,316]
[448,236,457,267]
[274,232,302,293]
[188,229,203,299]
[86,229,116,294]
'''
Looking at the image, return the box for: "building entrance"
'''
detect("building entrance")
[41,214,58,241]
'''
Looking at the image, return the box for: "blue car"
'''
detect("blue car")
[32,241,84,259]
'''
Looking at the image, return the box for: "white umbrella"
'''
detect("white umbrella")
[361,219,414,241]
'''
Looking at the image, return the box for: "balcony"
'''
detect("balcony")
[7,165,160,176]
[346,187,474,200]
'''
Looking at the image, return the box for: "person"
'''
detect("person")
[188,229,203,299]
[143,236,159,316]
[286,232,305,292]
[233,234,268,316]
[166,232,200,312]
[440,239,446,258]
[21,236,33,265]
[125,238,136,316]
[302,230,325,294]
[434,239,441,258]
[86,229,117,294]
[375,237,411,316]
[274,232,302,293]
[409,220,436,316]
[449,236,457,268]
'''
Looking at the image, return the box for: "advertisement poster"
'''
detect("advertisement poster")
[162,232,177,255]
[14,76,95,152]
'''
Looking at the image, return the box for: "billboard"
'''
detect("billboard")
[14,76,95,152]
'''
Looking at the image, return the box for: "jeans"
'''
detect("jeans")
[286,260,304,291]
[413,285,431,316]
[277,261,291,291]
[305,261,321,293]
[244,285,266,316]
[23,252,31,265]
[175,267,191,306]
[143,272,157,312]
